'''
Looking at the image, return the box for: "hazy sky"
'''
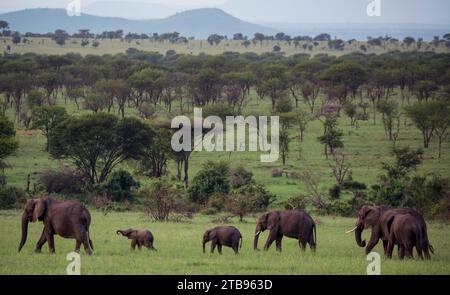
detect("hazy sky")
[1,0,450,24]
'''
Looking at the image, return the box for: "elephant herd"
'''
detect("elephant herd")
[17,197,434,260]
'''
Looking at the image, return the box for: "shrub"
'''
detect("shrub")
[227,183,276,221]
[283,195,308,210]
[329,185,341,199]
[104,170,139,203]
[38,167,85,195]
[230,166,253,189]
[188,161,230,204]
[0,186,28,209]
[141,179,190,222]
[207,193,227,211]
[271,169,283,177]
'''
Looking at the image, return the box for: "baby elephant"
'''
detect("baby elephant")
[203,226,242,254]
[116,229,156,251]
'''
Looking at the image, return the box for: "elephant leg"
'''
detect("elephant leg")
[35,229,47,253]
[75,240,81,253]
[81,232,92,255]
[131,240,137,251]
[138,244,142,250]
[211,240,217,253]
[299,240,307,252]
[275,235,283,252]
[217,244,223,255]
[233,243,239,254]
[365,230,380,255]
[45,232,55,254]
[382,240,388,255]
[406,244,414,259]
[264,231,278,251]
[398,245,405,259]
[386,240,394,259]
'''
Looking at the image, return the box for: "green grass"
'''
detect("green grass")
[0,211,449,275]
[2,37,450,57]
[5,90,450,202]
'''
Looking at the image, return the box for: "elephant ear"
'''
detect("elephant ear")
[32,199,46,222]
[209,230,217,240]
[386,215,396,234]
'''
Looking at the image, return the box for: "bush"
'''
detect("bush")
[207,193,227,211]
[104,170,139,203]
[230,166,253,189]
[188,161,230,204]
[329,185,341,199]
[227,183,276,221]
[283,195,308,210]
[141,179,191,222]
[0,186,28,209]
[271,169,283,177]
[38,167,85,195]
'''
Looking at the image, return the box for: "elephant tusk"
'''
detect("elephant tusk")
[345,226,358,234]
[254,231,261,236]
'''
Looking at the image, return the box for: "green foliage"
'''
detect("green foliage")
[104,170,140,203]
[139,127,173,178]
[230,166,254,189]
[141,178,191,222]
[0,185,27,209]
[32,106,68,150]
[0,116,18,161]
[188,161,230,204]
[38,166,85,195]
[48,113,153,186]
[227,183,276,221]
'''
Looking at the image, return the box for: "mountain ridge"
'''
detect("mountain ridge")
[0,8,277,38]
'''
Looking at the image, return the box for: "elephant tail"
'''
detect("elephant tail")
[88,231,94,251]
[240,235,243,249]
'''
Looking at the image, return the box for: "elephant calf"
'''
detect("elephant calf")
[387,214,434,260]
[203,226,242,254]
[117,229,156,251]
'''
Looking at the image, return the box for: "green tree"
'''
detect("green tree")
[406,101,440,148]
[32,106,68,151]
[188,161,230,204]
[48,113,152,187]
[139,127,173,178]
[0,116,18,185]
[318,117,344,159]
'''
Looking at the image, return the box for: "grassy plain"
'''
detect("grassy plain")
[0,211,449,275]
[2,37,450,57]
[1,39,449,274]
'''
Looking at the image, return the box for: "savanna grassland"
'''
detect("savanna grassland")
[0,37,450,275]
[2,37,450,57]
[1,211,450,275]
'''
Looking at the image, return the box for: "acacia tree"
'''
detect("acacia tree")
[32,106,68,151]
[317,117,344,159]
[48,113,153,187]
[140,127,173,178]
[0,116,18,185]
[406,101,439,148]
[432,101,450,158]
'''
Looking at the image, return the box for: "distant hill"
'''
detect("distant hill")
[0,8,277,39]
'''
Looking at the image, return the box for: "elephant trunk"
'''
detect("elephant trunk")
[116,230,123,235]
[202,240,206,254]
[18,212,29,252]
[254,230,261,250]
[355,225,366,247]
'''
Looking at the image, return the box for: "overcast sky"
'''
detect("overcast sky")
[1,0,450,24]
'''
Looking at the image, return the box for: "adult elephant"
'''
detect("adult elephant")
[347,205,431,257]
[18,197,94,255]
[254,210,316,252]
